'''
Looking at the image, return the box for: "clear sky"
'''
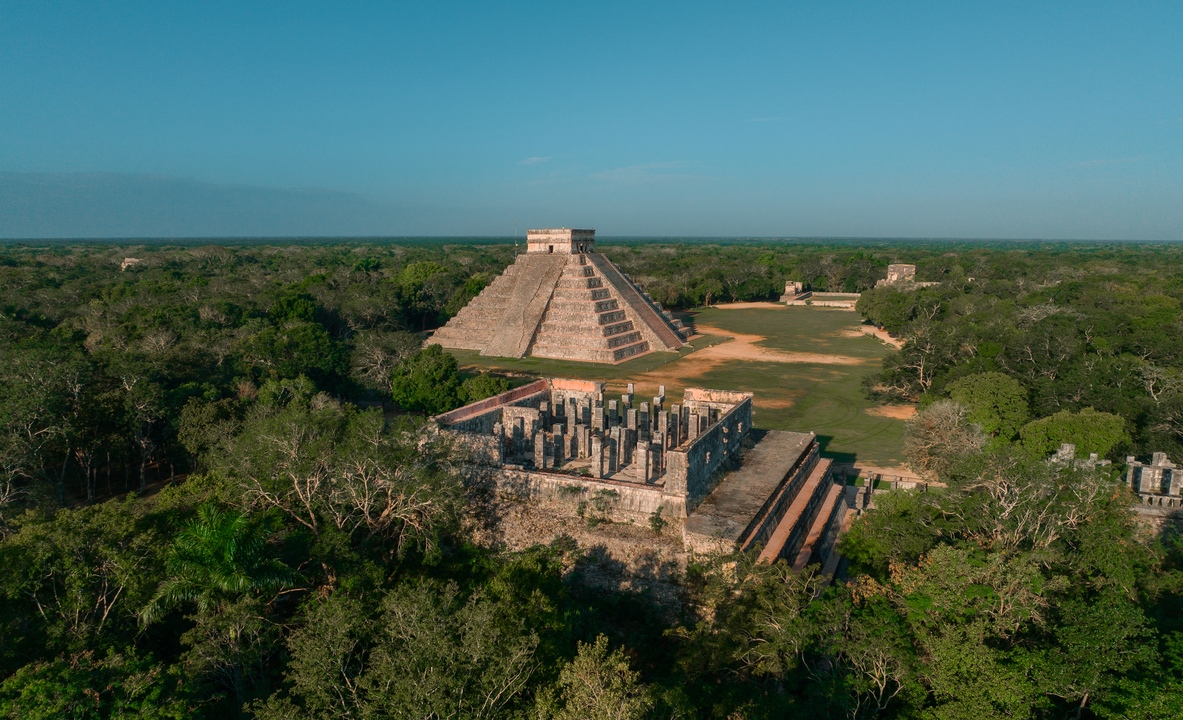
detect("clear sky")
[1,2,1181,239]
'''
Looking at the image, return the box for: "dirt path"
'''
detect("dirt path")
[630,324,869,391]
[865,405,917,420]
[689,325,869,366]
[861,324,903,348]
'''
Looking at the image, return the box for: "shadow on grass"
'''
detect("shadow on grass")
[815,434,857,464]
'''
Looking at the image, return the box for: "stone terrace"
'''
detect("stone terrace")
[434,378,851,570]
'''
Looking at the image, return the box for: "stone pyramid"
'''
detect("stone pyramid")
[428,229,688,363]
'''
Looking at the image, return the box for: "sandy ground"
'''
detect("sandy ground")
[681,324,868,366]
[625,324,868,394]
[865,404,917,420]
[860,324,903,348]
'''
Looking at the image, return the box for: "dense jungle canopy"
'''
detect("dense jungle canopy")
[1,239,1182,719]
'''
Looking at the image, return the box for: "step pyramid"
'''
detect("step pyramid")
[428,229,688,363]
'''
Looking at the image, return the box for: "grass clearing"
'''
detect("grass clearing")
[448,306,907,466]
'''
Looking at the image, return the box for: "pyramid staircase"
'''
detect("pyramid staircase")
[429,252,688,363]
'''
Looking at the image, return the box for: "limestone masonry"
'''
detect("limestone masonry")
[434,378,850,570]
[427,229,689,363]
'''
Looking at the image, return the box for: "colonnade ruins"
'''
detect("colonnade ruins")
[434,378,850,571]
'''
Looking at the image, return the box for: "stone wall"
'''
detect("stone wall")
[665,397,753,511]
[497,467,685,522]
[526,228,595,255]
[434,380,548,434]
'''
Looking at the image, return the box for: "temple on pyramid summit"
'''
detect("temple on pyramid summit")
[428,229,689,363]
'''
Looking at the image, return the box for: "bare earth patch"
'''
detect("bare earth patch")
[633,324,868,386]
[754,393,798,409]
[861,324,903,348]
[686,325,869,365]
[865,404,917,420]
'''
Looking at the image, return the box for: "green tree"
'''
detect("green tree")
[946,372,1029,444]
[535,635,652,720]
[246,323,348,387]
[461,372,510,404]
[1018,407,1130,459]
[256,581,541,720]
[140,504,297,624]
[0,650,189,720]
[390,344,462,414]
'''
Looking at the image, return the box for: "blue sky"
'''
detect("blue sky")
[1,2,1181,239]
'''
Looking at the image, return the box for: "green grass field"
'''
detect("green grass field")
[450,306,907,466]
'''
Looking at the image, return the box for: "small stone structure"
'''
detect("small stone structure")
[434,378,850,570]
[780,281,807,301]
[428,229,688,363]
[120,257,142,271]
[1128,452,1182,509]
[876,263,939,289]
[1050,443,1111,469]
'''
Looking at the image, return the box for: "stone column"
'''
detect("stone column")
[657,411,669,445]
[639,402,650,442]
[578,426,591,459]
[651,432,665,475]
[607,432,619,473]
[534,432,545,468]
[512,417,525,455]
[492,420,506,461]
[610,427,624,470]
[608,400,618,429]
[591,435,605,478]
[670,404,682,446]
[539,401,550,428]
[688,413,701,441]
[552,423,565,465]
[635,442,650,483]
[626,408,637,432]
[592,405,605,431]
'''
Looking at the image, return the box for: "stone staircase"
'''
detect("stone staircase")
[585,253,687,350]
[429,250,687,363]
[528,255,653,363]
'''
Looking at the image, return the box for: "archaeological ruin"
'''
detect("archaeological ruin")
[876,263,939,289]
[433,377,850,571]
[427,228,689,363]
[1128,452,1182,509]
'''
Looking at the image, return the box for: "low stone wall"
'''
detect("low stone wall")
[496,467,685,522]
[435,380,548,433]
[665,398,753,511]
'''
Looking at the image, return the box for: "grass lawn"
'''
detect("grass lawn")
[448,306,907,467]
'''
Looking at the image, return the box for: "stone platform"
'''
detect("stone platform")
[435,379,850,572]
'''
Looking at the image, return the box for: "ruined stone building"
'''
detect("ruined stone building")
[434,377,850,572]
[1128,452,1182,508]
[876,263,939,289]
[428,229,688,363]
